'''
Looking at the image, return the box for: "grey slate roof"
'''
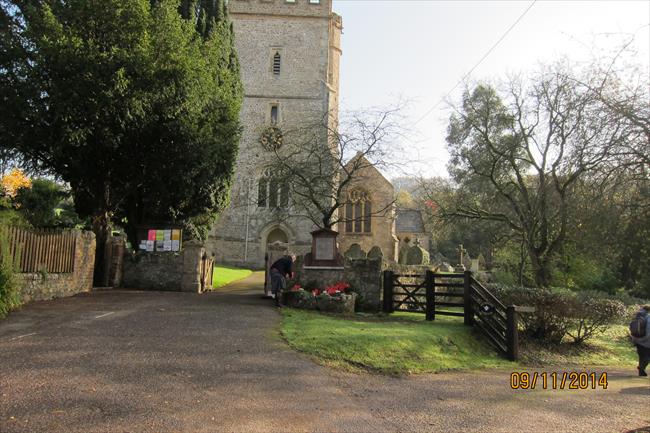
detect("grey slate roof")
[396,209,425,233]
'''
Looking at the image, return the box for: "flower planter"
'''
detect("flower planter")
[315,292,357,314]
[284,290,317,310]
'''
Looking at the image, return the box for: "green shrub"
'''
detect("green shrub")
[0,228,21,318]
[14,179,84,228]
[566,293,628,344]
[489,285,627,345]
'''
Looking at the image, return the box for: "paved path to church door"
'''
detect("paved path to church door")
[1,272,648,433]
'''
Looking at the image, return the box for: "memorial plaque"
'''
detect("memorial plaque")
[314,236,334,261]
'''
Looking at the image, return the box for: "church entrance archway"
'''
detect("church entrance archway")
[266,227,288,244]
[263,226,290,296]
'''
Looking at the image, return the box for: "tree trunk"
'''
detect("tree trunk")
[92,212,112,287]
[529,250,552,287]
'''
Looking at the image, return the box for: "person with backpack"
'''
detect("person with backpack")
[630,305,650,377]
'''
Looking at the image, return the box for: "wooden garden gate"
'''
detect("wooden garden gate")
[382,270,533,361]
[200,254,214,292]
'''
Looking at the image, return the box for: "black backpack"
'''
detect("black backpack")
[630,313,648,338]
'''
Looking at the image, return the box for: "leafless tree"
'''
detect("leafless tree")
[262,106,409,229]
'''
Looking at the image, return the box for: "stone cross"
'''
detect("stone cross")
[457,244,467,266]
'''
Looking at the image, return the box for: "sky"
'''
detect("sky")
[331,0,650,179]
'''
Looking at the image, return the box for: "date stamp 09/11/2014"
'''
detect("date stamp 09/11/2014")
[510,371,609,390]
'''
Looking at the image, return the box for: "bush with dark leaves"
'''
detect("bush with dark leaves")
[489,285,628,345]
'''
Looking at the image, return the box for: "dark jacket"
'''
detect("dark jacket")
[271,256,293,277]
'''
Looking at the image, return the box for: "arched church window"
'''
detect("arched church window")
[345,189,371,233]
[258,168,289,209]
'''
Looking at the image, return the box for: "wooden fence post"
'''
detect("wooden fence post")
[263,252,269,296]
[506,306,518,361]
[463,270,473,326]
[383,270,394,313]
[425,270,435,321]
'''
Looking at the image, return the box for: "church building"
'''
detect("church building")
[208,0,402,268]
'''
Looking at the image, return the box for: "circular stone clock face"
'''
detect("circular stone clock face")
[260,127,284,151]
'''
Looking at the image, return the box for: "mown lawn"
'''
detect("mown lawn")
[212,265,252,289]
[281,310,512,375]
[281,310,639,375]
[518,324,638,367]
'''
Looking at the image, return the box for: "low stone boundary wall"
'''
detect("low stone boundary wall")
[121,241,211,293]
[296,257,383,312]
[18,230,96,303]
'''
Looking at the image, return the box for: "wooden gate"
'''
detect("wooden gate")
[200,254,214,292]
[383,270,533,361]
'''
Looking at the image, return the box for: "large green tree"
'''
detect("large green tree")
[445,64,633,287]
[0,0,242,283]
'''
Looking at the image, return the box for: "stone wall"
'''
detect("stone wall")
[229,0,333,17]
[121,242,209,293]
[122,252,183,291]
[296,257,383,312]
[18,230,96,303]
[343,258,383,312]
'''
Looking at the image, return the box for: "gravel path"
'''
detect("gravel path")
[1,272,648,433]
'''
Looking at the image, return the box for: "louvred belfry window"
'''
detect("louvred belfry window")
[273,52,281,75]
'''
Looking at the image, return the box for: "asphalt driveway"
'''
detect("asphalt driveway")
[1,273,648,433]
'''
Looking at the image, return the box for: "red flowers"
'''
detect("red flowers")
[308,282,351,297]
[325,282,350,295]
[290,284,301,292]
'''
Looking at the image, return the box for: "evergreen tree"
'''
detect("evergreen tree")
[0,0,243,284]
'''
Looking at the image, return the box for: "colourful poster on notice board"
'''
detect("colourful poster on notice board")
[142,228,182,253]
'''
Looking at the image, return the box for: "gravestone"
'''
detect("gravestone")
[405,244,430,265]
[367,246,383,260]
[477,253,487,269]
[455,244,467,271]
[344,243,367,260]
[398,238,411,264]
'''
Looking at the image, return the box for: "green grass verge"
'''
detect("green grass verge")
[212,265,252,289]
[518,324,638,367]
[281,309,512,375]
[281,310,639,375]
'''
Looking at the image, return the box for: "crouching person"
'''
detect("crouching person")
[630,305,650,377]
[270,254,296,307]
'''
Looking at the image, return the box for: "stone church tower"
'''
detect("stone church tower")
[208,0,343,268]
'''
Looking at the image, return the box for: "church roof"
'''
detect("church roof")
[396,209,425,233]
